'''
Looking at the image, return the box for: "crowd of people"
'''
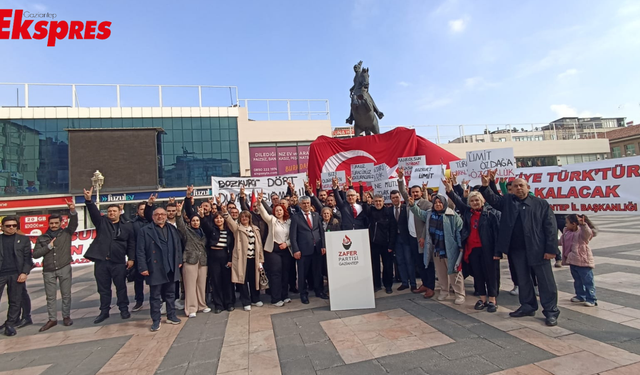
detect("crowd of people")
[0,168,599,335]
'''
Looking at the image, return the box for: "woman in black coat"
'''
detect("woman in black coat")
[444,179,501,312]
[201,212,235,313]
[363,192,397,294]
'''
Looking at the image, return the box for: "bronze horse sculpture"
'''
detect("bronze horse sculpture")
[346,60,384,137]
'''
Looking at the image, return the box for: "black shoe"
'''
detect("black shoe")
[301,295,310,304]
[316,293,329,300]
[509,309,535,318]
[4,326,16,336]
[474,300,486,310]
[486,302,497,313]
[385,288,393,294]
[121,311,131,320]
[289,287,299,294]
[16,318,33,329]
[397,285,409,291]
[166,316,182,325]
[214,309,222,314]
[0,323,4,330]
[545,316,558,326]
[132,302,143,312]
[227,306,235,312]
[374,286,382,292]
[93,313,110,324]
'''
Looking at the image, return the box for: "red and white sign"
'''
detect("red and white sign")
[20,214,69,236]
[308,127,459,189]
[332,127,355,138]
[0,196,73,211]
[516,157,640,215]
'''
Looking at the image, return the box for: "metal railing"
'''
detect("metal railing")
[0,83,239,108]
[240,99,330,121]
[379,123,613,144]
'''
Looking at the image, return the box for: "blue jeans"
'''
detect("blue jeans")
[395,236,416,287]
[570,265,597,304]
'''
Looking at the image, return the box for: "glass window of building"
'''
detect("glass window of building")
[0,116,239,197]
[611,146,622,158]
[625,144,636,156]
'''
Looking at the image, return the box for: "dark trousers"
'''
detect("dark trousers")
[21,283,31,320]
[265,247,291,303]
[395,235,415,287]
[94,260,129,313]
[239,258,260,306]
[410,237,435,289]
[297,250,323,298]
[371,244,394,289]
[288,255,298,291]
[134,266,145,304]
[150,276,176,323]
[0,274,23,327]
[508,252,537,287]
[509,248,559,318]
[469,247,499,297]
[209,250,233,310]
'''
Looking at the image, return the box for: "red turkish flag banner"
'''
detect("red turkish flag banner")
[308,127,459,186]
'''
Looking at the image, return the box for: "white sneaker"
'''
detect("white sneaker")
[509,286,519,296]
[555,259,563,268]
[243,305,252,311]
[454,296,465,305]
[584,301,596,307]
[188,313,196,318]
[202,308,211,313]
[160,303,167,315]
[437,293,449,301]
[283,298,292,303]
[175,299,185,310]
[571,296,584,303]
[273,301,285,307]
[252,301,264,307]
[534,286,540,297]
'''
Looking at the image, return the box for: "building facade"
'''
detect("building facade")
[606,124,640,158]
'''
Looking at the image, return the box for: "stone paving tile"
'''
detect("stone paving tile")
[535,351,619,375]
[557,333,640,366]
[509,328,582,356]
[487,364,553,375]
[0,365,52,375]
[599,361,640,375]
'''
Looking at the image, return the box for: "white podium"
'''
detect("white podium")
[325,229,376,311]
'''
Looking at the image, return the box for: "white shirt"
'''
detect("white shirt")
[350,203,363,216]
[407,209,417,238]
[273,220,290,244]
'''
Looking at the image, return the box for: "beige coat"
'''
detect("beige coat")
[225,214,265,289]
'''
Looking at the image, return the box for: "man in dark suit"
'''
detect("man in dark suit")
[390,190,417,292]
[290,196,328,304]
[480,175,560,326]
[0,216,33,336]
[137,207,183,332]
[83,187,136,324]
[332,177,369,230]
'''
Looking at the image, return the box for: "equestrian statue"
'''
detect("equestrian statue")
[346,60,384,137]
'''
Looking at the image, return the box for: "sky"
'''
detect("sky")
[1,0,639,143]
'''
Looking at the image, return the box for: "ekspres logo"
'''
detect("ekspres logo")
[0,9,111,47]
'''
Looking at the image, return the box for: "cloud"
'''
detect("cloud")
[448,17,468,33]
[397,81,410,87]
[418,97,453,111]
[550,104,601,118]
[464,76,498,90]
[557,68,578,80]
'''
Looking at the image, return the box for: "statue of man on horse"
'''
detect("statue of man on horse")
[346,60,384,137]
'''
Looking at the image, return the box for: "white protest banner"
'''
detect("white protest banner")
[351,163,375,184]
[450,159,468,180]
[321,171,346,190]
[398,155,426,177]
[212,173,307,204]
[372,177,400,203]
[466,148,515,185]
[374,163,388,181]
[410,165,442,187]
[516,156,640,215]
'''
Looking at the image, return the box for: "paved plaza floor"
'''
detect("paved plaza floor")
[2,215,640,374]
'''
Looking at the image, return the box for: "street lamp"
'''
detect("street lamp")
[91,170,105,209]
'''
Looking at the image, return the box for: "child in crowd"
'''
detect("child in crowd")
[561,214,597,307]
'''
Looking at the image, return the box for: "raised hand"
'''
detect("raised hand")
[118,203,125,212]
[208,197,215,206]
[488,168,497,182]
[258,191,264,201]
[462,179,470,187]
[397,167,404,179]
[176,201,184,213]
[215,194,222,206]
[451,171,458,185]
[422,182,428,191]
[230,192,236,203]
[65,198,76,212]
[463,188,470,198]
[148,193,158,205]
[220,204,228,214]
[480,171,490,187]
[316,179,321,189]
[346,175,352,185]
[442,178,453,193]
[407,196,415,206]
[168,197,176,204]
[186,185,194,197]
[197,206,204,217]
[577,214,585,225]
[239,186,245,198]
[304,180,312,193]
[332,177,339,189]
[83,187,94,201]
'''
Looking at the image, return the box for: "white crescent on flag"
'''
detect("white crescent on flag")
[322,150,377,173]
